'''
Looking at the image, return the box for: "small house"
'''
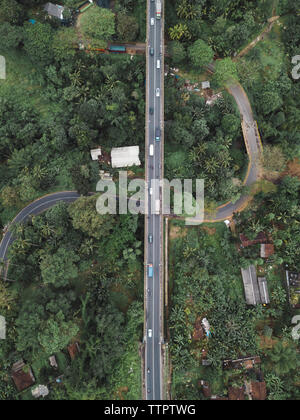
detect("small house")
[260,244,274,258]
[49,355,58,369]
[68,342,80,360]
[90,147,102,161]
[241,265,270,305]
[44,3,65,20]
[11,360,35,392]
[240,232,267,248]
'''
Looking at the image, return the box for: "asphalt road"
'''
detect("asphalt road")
[185,81,263,224]
[145,0,163,400]
[0,192,80,263]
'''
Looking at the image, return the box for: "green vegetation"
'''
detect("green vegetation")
[1,201,144,400]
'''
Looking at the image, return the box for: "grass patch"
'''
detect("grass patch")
[0,49,62,117]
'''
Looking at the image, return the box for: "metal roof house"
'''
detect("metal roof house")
[44,3,65,20]
[241,265,270,305]
[111,146,141,168]
[11,360,35,392]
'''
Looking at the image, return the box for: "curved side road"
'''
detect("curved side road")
[0,191,80,264]
[186,82,263,224]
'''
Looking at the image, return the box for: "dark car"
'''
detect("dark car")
[149,107,154,115]
[150,48,154,56]
[155,127,161,141]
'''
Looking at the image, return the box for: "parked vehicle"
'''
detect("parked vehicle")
[148,329,152,338]
[151,18,155,26]
[156,88,160,97]
[148,234,153,243]
[149,107,154,115]
[149,144,154,156]
[157,59,160,69]
[150,47,154,56]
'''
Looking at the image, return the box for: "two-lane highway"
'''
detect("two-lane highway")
[145,0,164,400]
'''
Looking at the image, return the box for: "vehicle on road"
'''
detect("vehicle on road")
[155,127,161,141]
[149,144,154,156]
[147,288,152,295]
[156,0,162,19]
[148,234,153,243]
[150,47,154,56]
[151,18,155,26]
[156,88,160,97]
[155,199,160,215]
[148,264,153,277]
[149,187,153,195]
[147,368,151,373]
[148,329,152,338]
[149,107,154,115]
[157,59,160,69]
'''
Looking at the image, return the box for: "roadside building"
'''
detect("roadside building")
[11,360,35,392]
[44,3,65,20]
[111,146,141,168]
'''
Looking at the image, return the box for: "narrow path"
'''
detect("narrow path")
[235,14,280,60]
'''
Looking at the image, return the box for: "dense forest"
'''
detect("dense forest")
[0,0,299,402]
[0,198,144,400]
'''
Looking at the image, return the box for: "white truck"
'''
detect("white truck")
[156,0,162,19]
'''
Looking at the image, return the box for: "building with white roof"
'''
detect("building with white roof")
[111,146,141,168]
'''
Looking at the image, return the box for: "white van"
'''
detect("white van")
[148,329,152,338]
[157,59,160,69]
[149,144,154,156]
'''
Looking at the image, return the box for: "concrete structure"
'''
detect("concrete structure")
[111,146,141,168]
